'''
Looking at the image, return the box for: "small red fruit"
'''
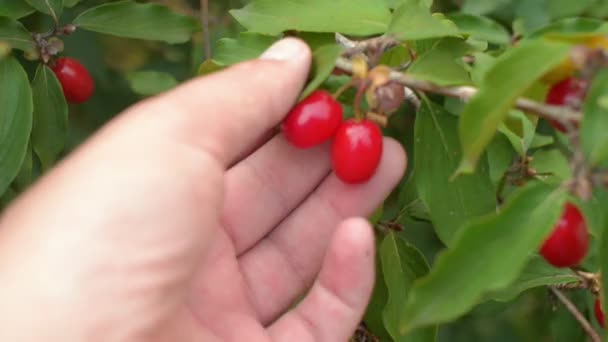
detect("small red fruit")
[331,119,383,184]
[281,90,343,148]
[544,77,587,132]
[51,57,94,104]
[539,202,588,268]
[595,297,605,328]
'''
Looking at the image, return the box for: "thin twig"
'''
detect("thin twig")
[550,287,601,342]
[200,0,211,60]
[335,57,582,125]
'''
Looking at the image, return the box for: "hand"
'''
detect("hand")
[0,38,406,342]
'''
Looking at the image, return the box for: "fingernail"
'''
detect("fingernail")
[260,38,306,61]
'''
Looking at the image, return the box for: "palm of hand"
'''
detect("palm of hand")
[0,39,406,342]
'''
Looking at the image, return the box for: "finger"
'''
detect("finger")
[223,134,332,255]
[141,38,311,167]
[239,139,406,323]
[267,218,375,342]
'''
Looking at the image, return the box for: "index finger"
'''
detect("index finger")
[146,38,312,167]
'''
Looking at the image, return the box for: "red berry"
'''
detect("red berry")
[331,119,383,184]
[544,77,587,132]
[281,90,343,148]
[539,202,588,268]
[595,297,605,328]
[51,57,94,104]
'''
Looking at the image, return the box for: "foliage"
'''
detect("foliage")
[2,0,608,340]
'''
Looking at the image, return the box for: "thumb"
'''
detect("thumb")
[268,218,376,341]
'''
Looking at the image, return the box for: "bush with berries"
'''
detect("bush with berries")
[3,0,608,340]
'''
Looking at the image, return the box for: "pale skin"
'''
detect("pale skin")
[0,38,406,341]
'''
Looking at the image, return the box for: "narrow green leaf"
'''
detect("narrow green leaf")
[0,0,35,19]
[24,0,62,19]
[401,182,566,331]
[230,0,391,36]
[363,242,392,341]
[446,13,510,45]
[31,64,67,170]
[126,71,178,96]
[74,1,197,44]
[213,32,277,65]
[486,256,578,302]
[63,0,80,7]
[13,143,33,190]
[498,110,536,156]
[300,44,342,99]
[457,39,571,174]
[408,38,471,86]
[198,59,224,76]
[580,69,608,167]
[414,100,495,244]
[380,233,436,342]
[387,2,461,41]
[0,17,35,52]
[461,0,509,15]
[0,57,33,195]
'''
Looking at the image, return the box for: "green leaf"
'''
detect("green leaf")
[446,13,510,45]
[380,233,436,342]
[230,0,391,36]
[12,143,32,190]
[414,100,496,244]
[580,69,608,167]
[0,57,33,195]
[498,110,536,156]
[457,39,571,174]
[461,0,509,15]
[0,17,35,52]
[401,182,566,331]
[408,38,471,86]
[31,64,67,170]
[198,59,224,76]
[300,44,342,99]
[63,0,80,7]
[530,17,607,39]
[387,2,461,41]
[530,149,571,184]
[24,0,62,19]
[486,256,578,302]
[363,242,392,341]
[213,32,277,66]
[0,0,35,19]
[73,1,197,44]
[126,70,178,96]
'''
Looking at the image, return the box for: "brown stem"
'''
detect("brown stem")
[335,57,582,126]
[550,287,601,342]
[353,81,368,121]
[200,0,211,60]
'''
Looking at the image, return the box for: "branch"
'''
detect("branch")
[334,57,582,125]
[550,286,601,342]
[200,0,211,60]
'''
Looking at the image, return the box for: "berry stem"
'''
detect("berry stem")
[353,80,368,121]
[332,80,355,100]
[550,286,601,342]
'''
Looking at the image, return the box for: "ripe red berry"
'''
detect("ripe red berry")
[331,119,383,184]
[544,77,587,132]
[281,90,343,148]
[539,202,588,268]
[595,297,605,328]
[51,57,94,104]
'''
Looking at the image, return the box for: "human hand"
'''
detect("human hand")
[0,38,406,341]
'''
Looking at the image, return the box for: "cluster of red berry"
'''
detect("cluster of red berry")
[51,57,94,104]
[281,90,383,184]
[542,77,605,327]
